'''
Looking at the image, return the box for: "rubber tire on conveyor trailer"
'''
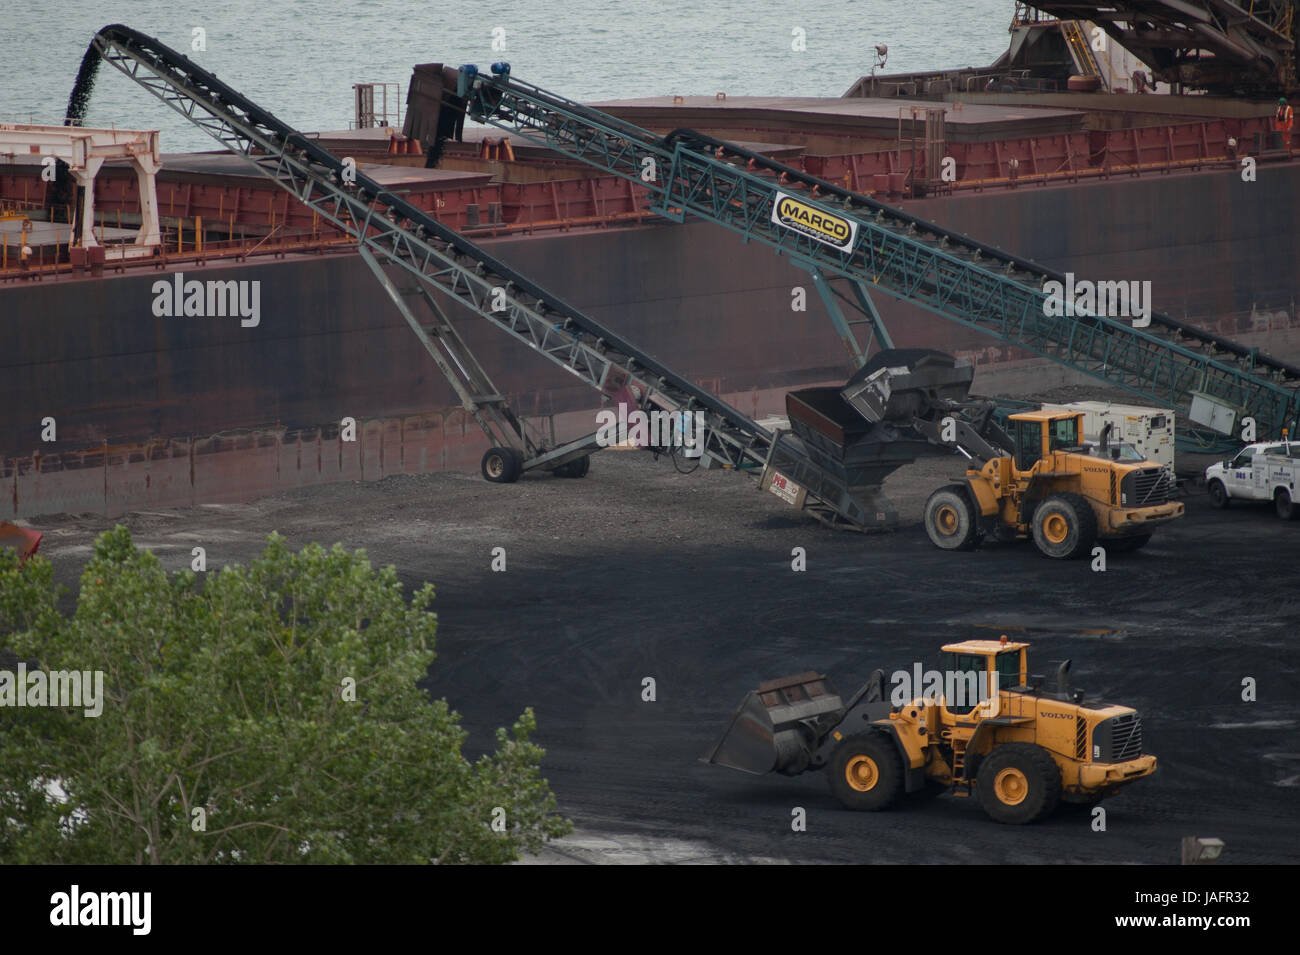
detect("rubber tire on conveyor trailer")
[481,447,524,483]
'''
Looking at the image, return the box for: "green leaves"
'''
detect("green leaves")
[0,527,570,864]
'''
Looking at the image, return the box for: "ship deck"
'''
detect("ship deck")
[2,87,1290,272]
[592,95,1087,141]
[155,151,495,189]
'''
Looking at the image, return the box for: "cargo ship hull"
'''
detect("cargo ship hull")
[3,161,1298,518]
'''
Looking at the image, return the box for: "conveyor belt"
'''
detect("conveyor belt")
[83,25,894,529]
[458,65,1300,440]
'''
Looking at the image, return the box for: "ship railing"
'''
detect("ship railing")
[0,229,359,281]
[963,70,1059,93]
[1011,3,1062,26]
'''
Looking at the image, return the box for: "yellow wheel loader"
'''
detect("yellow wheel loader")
[920,410,1184,558]
[702,637,1156,824]
[828,352,1184,558]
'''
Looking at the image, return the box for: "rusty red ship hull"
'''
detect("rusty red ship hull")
[4,81,1299,518]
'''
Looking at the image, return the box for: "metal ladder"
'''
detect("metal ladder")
[1060,20,1102,79]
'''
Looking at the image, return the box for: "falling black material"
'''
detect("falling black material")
[48,40,104,218]
[428,87,467,167]
[47,163,76,225]
[65,40,103,127]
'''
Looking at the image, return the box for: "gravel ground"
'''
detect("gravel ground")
[27,447,1300,864]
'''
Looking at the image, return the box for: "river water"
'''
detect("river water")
[5,0,1014,152]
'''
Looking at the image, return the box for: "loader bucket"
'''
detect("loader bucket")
[702,671,844,776]
[701,690,779,775]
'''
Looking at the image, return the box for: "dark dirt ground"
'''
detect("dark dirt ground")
[29,448,1300,864]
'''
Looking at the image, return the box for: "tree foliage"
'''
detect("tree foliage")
[0,527,570,863]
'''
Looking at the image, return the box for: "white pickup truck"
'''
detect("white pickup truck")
[1204,442,1300,519]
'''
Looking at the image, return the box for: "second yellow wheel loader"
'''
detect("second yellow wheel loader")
[821,351,1185,558]
[920,410,1184,558]
[702,637,1156,824]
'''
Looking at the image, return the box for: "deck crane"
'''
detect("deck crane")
[450,63,1300,447]
[83,24,910,530]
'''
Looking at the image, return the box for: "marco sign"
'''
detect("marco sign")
[771,191,859,253]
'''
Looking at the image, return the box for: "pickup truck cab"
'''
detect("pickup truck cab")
[1205,441,1300,519]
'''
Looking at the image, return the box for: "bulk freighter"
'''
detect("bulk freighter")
[2,3,1298,520]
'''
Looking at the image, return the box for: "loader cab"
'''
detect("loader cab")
[1008,411,1083,471]
[938,638,1028,715]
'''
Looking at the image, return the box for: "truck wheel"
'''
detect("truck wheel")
[1207,479,1230,509]
[923,485,979,551]
[481,447,523,484]
[1276,488,1298,521]
[828,733,904,811]
[1031,493,1097,559]
[976,743,1062,825]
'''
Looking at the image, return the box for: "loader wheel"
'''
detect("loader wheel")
[923,485,978,551]
[976,743,1061,825]
[481,447,523,484]
[1031,493,1097,559]
[1276,488,1298,521]
[828,733,904,812]
[1207,479,1230,509]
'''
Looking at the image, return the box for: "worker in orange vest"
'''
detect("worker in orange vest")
[1276,97,1294,145]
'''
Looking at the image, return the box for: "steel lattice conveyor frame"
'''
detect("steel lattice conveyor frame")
[457,65,1300,443]
[86,24,895,530]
